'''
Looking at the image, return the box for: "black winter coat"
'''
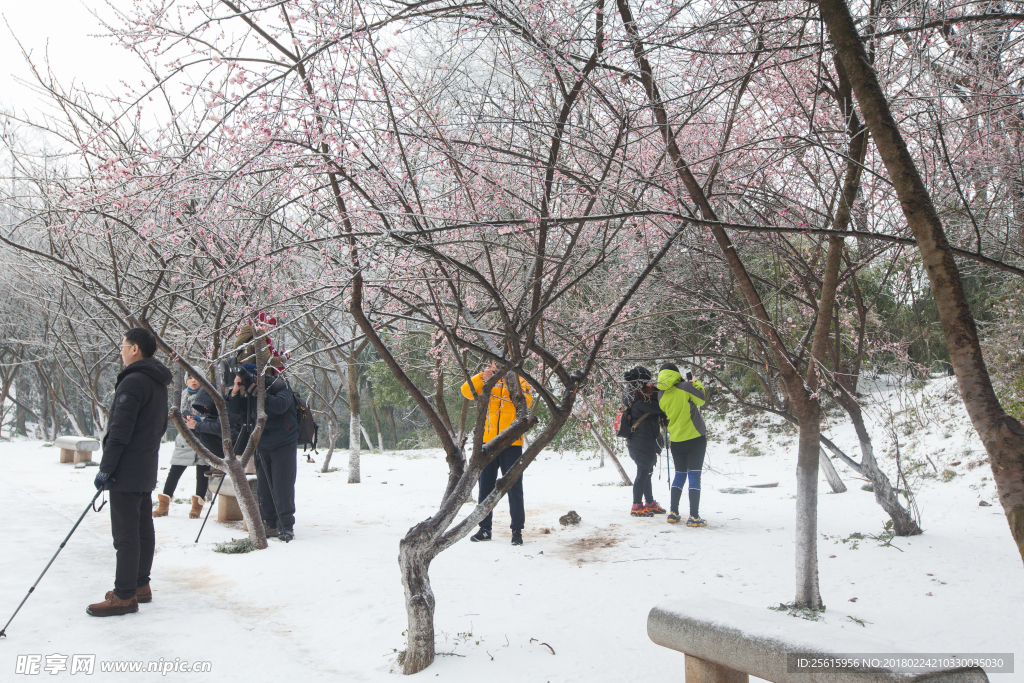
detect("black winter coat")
[227,376,298,451]
[191,387,235,458]
[623,389,665,468]
[100,357,173,492]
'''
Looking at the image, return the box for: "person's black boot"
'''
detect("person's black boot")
[511,530,523,546]
[470,528,491,542]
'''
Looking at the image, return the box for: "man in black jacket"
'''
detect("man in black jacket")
[227,363,299,542]
[87,328,172,617]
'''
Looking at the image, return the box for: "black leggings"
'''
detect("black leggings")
[670,436,707,517]
[162,464,211,498]
[631,460,654,505]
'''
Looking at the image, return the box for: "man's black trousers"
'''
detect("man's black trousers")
[256,442,297,530]
[477,446,525,531]
[109,491,155,600]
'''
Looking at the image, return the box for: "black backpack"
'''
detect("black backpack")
[291,388,319,451]
[614,401,650,438]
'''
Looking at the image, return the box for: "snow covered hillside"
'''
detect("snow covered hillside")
[1,376,1020,681]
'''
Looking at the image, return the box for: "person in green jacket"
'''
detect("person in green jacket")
[657,363,708,526]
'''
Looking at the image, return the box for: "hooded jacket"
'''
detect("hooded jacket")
[100,356,173,492]
[623,388,665,466]
[657,369,706,443]
[170,387,202,466]
[460,373,533,446]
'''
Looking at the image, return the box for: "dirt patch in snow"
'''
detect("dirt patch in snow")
[558,526,623,563]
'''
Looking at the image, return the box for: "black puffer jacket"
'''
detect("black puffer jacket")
[100,357,173,492]
[227,375,298,452]
[623,388,665,468]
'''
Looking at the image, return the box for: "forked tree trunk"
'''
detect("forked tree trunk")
[819,0,1024,562]
[398,525,437,674]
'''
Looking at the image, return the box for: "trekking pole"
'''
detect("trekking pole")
[665,426,672,498]
[1,489,106,637]
[195,474,226,544]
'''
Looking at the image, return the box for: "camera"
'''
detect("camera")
[685,371,693,381]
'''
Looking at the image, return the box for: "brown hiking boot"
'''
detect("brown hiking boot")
[136,584,152,604]
[189,495,204,519]
[87,592,138,617]
[153,493,170,517]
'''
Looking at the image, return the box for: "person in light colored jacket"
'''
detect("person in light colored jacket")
[154,374,211,518]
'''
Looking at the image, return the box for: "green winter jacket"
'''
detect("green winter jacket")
[657,369,707,442]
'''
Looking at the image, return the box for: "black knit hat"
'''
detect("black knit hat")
[624,366,652,385]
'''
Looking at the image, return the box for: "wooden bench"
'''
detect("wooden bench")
[648,597,990,682]
[55,436,101,465]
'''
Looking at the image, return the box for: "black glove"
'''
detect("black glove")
[94,471,115,491]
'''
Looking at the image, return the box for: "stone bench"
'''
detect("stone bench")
[55,436,100,465]
[207,473,258,523]
[648,597,990,683]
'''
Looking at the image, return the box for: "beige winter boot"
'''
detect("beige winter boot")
[153,493,170,517]
[189,495,204,519]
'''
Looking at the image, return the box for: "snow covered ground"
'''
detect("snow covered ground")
[2,376,1021,681]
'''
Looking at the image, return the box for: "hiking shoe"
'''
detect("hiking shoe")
[87,592,138,617]
[511,530,523,546]
[667,512,682,524]
[631,504,653,517]
[645,500,666,514]
[686,515,707,527]
[470,528,492,542]
[136,584,152,604]
[278,527,294,542]
[262,521,279,538]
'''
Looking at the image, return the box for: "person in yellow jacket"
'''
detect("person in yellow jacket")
[461,361,533,545]
[657,363,708,527]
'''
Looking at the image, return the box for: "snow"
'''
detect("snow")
[1,376,1021,681]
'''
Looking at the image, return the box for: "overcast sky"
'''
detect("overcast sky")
[0,0,145,114]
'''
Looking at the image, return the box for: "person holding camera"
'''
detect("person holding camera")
[227,357,298,542]
[155,373,211,519]
[461,361,534,546]
[88,328,172,617]
[657,363,708,526]
[623,366,667,517]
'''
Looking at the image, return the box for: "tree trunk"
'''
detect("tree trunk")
[224,457,268,550]
[347,357,361,483]
[819,449,847,493]
[836,393,922,535]
[398,527,436,675]
[348,412,361,483]
[794,411,822,609]
[819,0,1024,562]
[581,417,632,486]
[320,418,336,473]
[367,384,385,453]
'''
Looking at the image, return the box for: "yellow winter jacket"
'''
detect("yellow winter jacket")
[657,369,707,442]
[460,373,533,446]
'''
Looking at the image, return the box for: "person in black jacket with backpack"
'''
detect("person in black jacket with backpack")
[88,328,172,617]
[623,367,667,517]
[227,362,299,542]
